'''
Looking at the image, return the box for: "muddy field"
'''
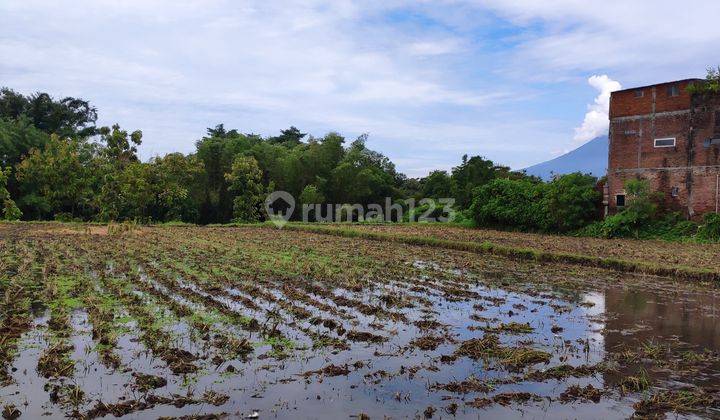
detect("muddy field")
[345,223,720,273]
[2,223,720,419]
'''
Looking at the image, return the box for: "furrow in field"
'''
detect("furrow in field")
[0,240,46,385]
[97,273,203,376]
[130,232,388,349]
[124,235,349,349]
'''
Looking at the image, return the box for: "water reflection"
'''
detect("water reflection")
[603,285,720,350]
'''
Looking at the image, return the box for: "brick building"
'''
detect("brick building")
[607,79,720,218]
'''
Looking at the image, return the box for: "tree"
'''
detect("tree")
[149,153,205,222]
[268,126,306,146]
[299,184,324,205]
[225,156,265,222]
[0,88,97,137]
[451,155,502,208]
[470,178,543,230]
[0,117,49,168]
[15,134,97,220]
[195,127,260,223]
[96,162,155,221]
[0,117,50,199]
[0,166,21,220]
[540,173,600,232]
[328,135,398,205]
[205,123,239,139]
[422,170,452,198]
[98,124,142,167]
[688,66,720,95]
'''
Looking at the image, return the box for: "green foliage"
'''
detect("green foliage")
[0,88,98,138]
[422,170,452,198]
[583,178,660,239]
[580,212,701,242]
[98,124,142,167]
[697,213,720,242]
[469,173,601,233]
[401,198,454,223]
[225,156,265,222]
[451,209,476,228]
[0,117,50,169]
[687,66,720,95]
[328,135,399,205]
[539,173,601,232]
[97,162,155,221]
[0,166,21,220]
[150,153,205,222]
[575,179,713,242]
[2,85,714,237]
[299,184,324,205]
[15,134,97,220]
[470,178,544,230]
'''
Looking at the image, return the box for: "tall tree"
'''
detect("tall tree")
[422,170,452,198]
[225,156,265,222]
[98,124,142,167]
[268,126,306,146]
[0,88,97,137]
[15,134,97,220]
[149,153,205,222]
[97,162,155,221]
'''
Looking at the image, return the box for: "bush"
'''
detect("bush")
[469,173,601,232]
[403,198,452,223]
[540,173,600,232]
[579,178,660,238]
[470,178,543,230]
[452,209,476,228]
[697,213,720,242]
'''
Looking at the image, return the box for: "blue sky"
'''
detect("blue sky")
[2,1,719,177]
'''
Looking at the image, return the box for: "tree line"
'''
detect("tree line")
[0,87,607,230]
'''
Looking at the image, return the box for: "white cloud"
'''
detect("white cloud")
[573,75,621,144]
[2,0,719,176]
[0,0,528,176]
[473,0,720,81]
[407,39,463,56]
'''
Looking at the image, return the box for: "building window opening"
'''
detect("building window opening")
[616,194,626,207]
[671,186,680,197]
[634,89,644,98]
[667,84,680,97]
[654,137,676,148]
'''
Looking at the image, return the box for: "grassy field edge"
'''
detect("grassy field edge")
[280,223,720,283]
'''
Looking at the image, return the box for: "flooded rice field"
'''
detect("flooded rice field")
[2,223,720,419]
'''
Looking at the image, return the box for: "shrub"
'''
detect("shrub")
[540,173,600,232]
[687,66,720,95]
[452,209,476,228]
[469,173,601,232]
[403,199,452,223]
[596,179,660,238]
[470,178,543,230]
[697,213,720,242]
[1,166,22,221]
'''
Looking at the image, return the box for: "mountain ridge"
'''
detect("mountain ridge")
[523,135,608,180]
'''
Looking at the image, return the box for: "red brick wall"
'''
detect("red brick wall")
[607,80,720,218]
[609,79,698,118]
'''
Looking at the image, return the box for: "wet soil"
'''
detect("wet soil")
[1,223,720,418]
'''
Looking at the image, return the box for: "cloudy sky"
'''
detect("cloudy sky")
[2,1,719,176]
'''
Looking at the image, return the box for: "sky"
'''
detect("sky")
[2,1,720,177]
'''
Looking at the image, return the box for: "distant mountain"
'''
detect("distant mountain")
[523,135,608,181]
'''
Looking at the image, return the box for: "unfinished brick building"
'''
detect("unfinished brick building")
[607,79,720,218]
